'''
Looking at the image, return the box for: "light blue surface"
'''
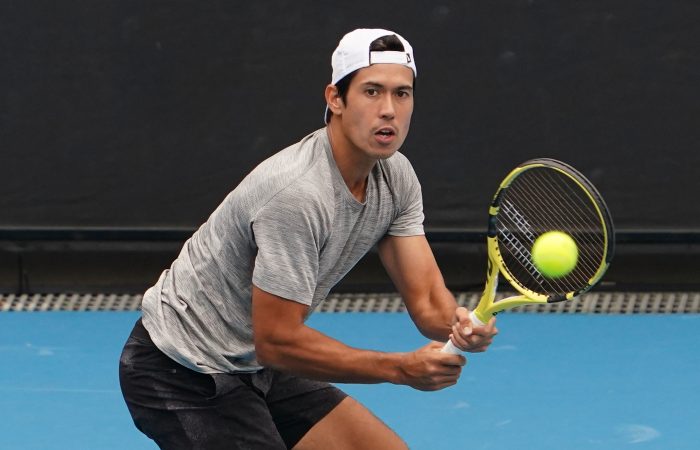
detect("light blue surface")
[0,312,698,449]
[320,313,700,450]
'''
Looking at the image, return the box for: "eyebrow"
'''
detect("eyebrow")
[360,81,414,91]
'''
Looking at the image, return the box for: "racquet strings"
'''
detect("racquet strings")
[495,167,609,296]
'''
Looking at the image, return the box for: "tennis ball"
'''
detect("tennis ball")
[531,231,578,278]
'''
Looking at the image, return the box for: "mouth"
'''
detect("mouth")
[374,127,397,144]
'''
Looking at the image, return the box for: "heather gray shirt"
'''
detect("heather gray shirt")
[141,128,424,373]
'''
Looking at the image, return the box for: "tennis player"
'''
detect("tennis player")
[119,28,498,449]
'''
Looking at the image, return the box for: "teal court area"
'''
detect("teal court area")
[1,310,698,450]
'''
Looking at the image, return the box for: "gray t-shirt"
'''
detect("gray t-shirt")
[142,128,424,373]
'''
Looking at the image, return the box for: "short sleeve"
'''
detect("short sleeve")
[251,194,323,305]
[387,158,425,237]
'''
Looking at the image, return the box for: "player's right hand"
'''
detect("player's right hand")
[396,342,466,391]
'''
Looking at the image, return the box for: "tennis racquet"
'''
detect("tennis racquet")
[442,158,615,354]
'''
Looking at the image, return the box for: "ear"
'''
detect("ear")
[324,84,344,117]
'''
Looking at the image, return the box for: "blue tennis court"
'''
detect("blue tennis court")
[1,310,698,449]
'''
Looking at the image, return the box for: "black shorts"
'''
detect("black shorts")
[119,319,348,450]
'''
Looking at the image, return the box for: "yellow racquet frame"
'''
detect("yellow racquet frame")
[443,159,614,353]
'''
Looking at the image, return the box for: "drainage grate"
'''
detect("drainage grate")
[318,292,700,314]
[2,292,700,313]
[0,293,143,312]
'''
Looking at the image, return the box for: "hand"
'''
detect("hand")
[448,307,498,353]
[397,342,466,391]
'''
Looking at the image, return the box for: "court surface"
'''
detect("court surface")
[1,311,698,449]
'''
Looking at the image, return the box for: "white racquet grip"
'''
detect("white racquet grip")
[440,339,461,354]
[440,310,485,354]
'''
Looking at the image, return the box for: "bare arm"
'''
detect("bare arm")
[378,235,498,351]
[252,285,465,391]
[377,235,456,340]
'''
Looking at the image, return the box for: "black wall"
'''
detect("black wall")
[2,1,699,293]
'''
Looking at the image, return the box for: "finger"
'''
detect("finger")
[449,328,469,350]
[463,334,494,352]
[470,337,494,352]
[450,308,476,339]
[426,341,446,350]
[476,340,494,351]
[455,306,469,320]
[488,316,497,326]
[431,373,462,387]
[471,320,497,338]
[471,334,494,346]
[435,376,459,390]
[444,353,467,367]
[421,379,458,391]
[433,365,463,376]
[485,317,498,335]
[453,320,473,339]
[435,348,467,366]
[435,375,461,386]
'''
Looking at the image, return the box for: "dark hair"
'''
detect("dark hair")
[326,34,415,122]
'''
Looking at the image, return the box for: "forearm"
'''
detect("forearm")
[408,284,459,341]
[377,235,460,341]
[251,284,467,391]
[255,323,405,384]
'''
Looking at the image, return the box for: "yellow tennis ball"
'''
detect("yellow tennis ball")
[532,231,579,278]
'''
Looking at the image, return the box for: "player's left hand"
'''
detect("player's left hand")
[449,307,498,352]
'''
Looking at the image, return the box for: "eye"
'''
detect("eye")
[396,90,411,98]
[366,88,379,96]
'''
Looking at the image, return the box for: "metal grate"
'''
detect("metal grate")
[0,293,143,312]
[318,292,700,314]
[2,292,700,313]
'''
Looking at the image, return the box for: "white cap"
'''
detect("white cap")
[325,28,417,123]
[330,28,417,85]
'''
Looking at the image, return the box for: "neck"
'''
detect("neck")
[326,123,374,202]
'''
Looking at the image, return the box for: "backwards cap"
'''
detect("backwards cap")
[325,28,417,123]
[330,28,417,85]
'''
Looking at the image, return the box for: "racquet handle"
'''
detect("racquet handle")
[440,310,485,354]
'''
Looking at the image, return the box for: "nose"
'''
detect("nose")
[379,95,396,120]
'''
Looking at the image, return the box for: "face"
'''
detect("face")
[331,64,414,162]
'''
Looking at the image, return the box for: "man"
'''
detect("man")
[119,28,498,449]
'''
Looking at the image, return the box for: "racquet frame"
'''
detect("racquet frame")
[442,159,614,353]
